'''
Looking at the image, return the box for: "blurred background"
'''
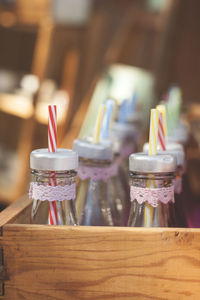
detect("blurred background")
[0,0,200,210]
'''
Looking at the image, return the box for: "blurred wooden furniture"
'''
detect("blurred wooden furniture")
[0,93,35,204]
[0,1,53,204]
[0,197,200,299]
[62,0,143,148]
[61,0,177,147]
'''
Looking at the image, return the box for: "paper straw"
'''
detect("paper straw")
[48,105,57,152]
[145,108,159,227]
[48,105,59,225]
[127,91,137,117]
[93,104,106,143]
[157,109,166,150]
[144,202,153,227]
[157,105,167,138]
[100,99,115,140]
[110,99,118,128]
[148,108,158,155]
[118,99,128,124]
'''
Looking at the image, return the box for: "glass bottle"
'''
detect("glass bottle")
[110,122,138,185]
[128,153,176,227]
[29,148,78,225]
[167,149,186,227]
[74,139,121,226]
[143,142,186,226]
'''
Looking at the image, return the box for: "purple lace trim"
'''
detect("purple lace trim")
[78,161,119,182]
[29,182,76,202]
[130,185,174,207]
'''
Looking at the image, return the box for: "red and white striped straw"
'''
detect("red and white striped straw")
[48,105,58,225]
[48,105,57,152]
[158,110,166,150]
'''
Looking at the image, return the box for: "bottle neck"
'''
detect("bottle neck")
[31,169,77,185]
[130,171,174,187]
[77,157,113,182]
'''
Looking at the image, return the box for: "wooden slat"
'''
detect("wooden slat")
[16,0,51,25]
[61,1,141,147]
[1,225,200,299]
[61,76,99,148]
[31,18,54,81]
[58,47,80,145]
[0,196,32,227]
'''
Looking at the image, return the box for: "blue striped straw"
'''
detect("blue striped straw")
[128,91,137,116]
[100,99,115,140]
[118,99,129,124]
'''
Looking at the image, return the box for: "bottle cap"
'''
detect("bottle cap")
[143,142,184,152]
[73,139,113,161]
[143,142,184,166]
[162,150,184,167]
[30,148,78,171]
[129,152,176,173]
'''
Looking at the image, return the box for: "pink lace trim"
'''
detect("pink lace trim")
[173,177,182,194]
[29,182,76,202]
[130,185,174,207]
[78,161,119,182]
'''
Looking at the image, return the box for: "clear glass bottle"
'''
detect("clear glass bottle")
[109,122,138,222]
[29,148,78,225]
[143,142,186,227]
[74,139,119,226]
[128,153,176,227]
[169,150,186,227]
[107,152,128,226]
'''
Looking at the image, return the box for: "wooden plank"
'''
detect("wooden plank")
[16,0,51,25]
[31,18,54,81]
[61,1,140,146]
[58,47,80,145]
[1,225,200,299]
[61,76,99,148]
[0,196,32,227]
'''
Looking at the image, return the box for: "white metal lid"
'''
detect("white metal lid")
[161,150,184,166]
[30,148,78,171]
[73,139,113,161]
[129,152,176,173]
[143,142,184,152]
[143,142,184,166]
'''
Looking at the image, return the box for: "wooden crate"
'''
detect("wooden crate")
[0,197,200,299]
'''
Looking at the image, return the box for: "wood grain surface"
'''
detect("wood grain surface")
[1,225,200,300]
[0,196,32,227]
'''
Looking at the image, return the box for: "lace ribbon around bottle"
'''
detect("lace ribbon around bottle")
[78,161,120,182]
[29,182,76,201]
[130,185,174,207]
